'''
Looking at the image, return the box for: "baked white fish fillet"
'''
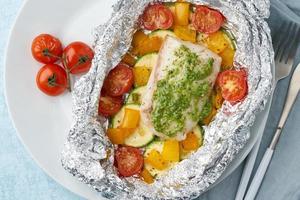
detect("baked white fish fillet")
[141,36,221,141]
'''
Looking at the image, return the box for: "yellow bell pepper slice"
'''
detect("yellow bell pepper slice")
[175,2,190,26]
[133,67,151,87]
[219,46,235,70]
[180,132,199,151]
[140,168,154,184]
[202,31,229,54]
[120,108,140,129]
[132,30,148,47]
[106,128,133,144]
[162,140,180,162]
[131,36,162,56]
[145,149,168,170]
[174,25,196,43]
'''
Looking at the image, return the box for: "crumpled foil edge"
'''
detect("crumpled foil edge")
[61,0,273,199]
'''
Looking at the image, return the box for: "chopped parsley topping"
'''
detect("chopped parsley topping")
[151,45,214,137]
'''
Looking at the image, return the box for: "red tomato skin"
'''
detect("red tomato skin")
[36,64,67,96]
[98,94,123,117]
[31,34,63,64]
[103,63,134,97]
[217,69,248,103]
[115,146,144,177]
[142,4,174,31]
[63,42,94,74]
[192,6,224,34]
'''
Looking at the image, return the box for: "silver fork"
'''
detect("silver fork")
[235,21,300,200]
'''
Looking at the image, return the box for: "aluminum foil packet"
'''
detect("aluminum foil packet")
[61,0,273,199]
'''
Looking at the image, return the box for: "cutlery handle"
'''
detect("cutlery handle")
[270,64,300,149]
[244,148,274,200]
[234,134,263,200]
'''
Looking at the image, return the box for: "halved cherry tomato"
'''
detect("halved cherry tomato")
[141,4,174,31]
[115,146,143,177]
[98,94,123,117]
[191,6,224,34]
[63,42,94,74]
[36,64,67,96]
[31,34,63,64]
[217,69,248,103]
[103,63,134,97]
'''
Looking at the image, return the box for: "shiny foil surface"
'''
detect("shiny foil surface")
[61,0,273,199]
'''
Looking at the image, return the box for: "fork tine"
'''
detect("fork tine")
[283,25,300,64]
[273,22,289,59]
[276,22,295,62]
[273,22,285,50]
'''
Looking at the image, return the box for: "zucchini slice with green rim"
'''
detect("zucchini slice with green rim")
[111,104,154,147]
[134,53,158,70]
[149,30,177,40]
[111,104,140,128]
[126,86,146,105]
[221,28,237,50]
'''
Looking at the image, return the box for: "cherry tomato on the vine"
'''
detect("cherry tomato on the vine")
[36,64,68,96]
[31,34,63,64]
[62,42,94,74]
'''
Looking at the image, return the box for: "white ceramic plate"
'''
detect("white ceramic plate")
[4,0,273,199]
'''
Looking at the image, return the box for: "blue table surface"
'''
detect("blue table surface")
[1,0,300,200]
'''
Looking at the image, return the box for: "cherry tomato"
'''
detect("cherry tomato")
[36,64,67,96]
[192,6,224,34]
[217,69,248,103]
[115,146,143,177]
[98,93,123,117]
[141,4,174,31]
[31,34,63,64]
[63,42,94,74]
[103,63,134,97]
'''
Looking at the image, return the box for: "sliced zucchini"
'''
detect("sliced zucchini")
[193,125,204,144]
[112,104,140,128]
[221,28,237,50]
[149,30,177,40]
[112,104,154,147]
[144,141,177,177]
[125,123,154,147]
[134,53,158,70]
[180,125,204,160]
[126,86,146,105]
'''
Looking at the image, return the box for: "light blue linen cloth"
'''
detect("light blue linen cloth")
[0,0,299,200]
